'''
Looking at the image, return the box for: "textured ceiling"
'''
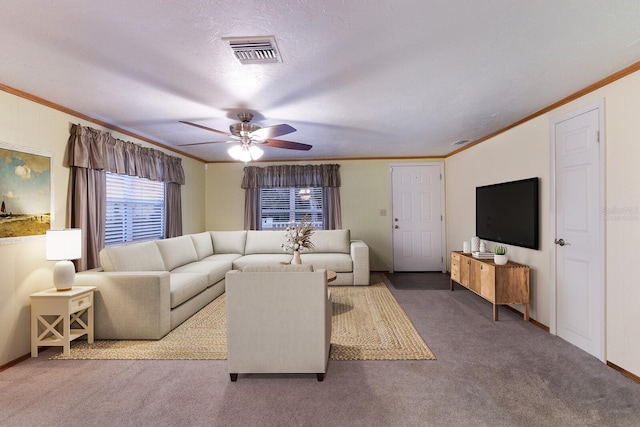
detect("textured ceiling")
[2,1,640,162]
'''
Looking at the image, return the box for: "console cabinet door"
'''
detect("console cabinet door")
[479,263,495,301]
[460,257,471,287]
[468,259,482,294]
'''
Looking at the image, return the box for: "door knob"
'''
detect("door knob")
[394,225,399,229]
[554,238,568,246]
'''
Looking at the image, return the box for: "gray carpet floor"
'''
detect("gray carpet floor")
[1,272,639,427]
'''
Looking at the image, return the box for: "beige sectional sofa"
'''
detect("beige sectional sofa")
[74,229,369,340]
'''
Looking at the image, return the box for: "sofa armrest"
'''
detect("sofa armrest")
[350,240,370,285]
[74,270,171,340]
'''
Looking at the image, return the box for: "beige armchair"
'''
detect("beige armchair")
[225,264,332,381]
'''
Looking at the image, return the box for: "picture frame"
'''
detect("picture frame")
[0,141,53,242]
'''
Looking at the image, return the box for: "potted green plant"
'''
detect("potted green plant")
[493,245,508,265]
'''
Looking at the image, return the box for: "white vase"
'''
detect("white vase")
[471,236,480,252]
[292,250,302,264]
[494,254,508,265]
[463,241,471,253]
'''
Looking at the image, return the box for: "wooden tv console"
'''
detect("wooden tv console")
[450,251,530,321]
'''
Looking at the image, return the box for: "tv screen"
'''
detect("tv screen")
[476,177,539,250]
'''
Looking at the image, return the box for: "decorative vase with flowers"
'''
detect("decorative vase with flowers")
[281,215,315,264]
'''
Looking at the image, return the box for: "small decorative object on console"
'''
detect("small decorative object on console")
[471,236,480,252]
[472,251,494,259]
[281,215,315,264]
[493,245,508,265]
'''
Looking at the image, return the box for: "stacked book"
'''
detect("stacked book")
[472,251,494,259]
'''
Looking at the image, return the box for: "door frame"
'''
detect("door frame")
[389,162,447,273]
[548,100,606,362]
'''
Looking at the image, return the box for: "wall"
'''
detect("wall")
[445,120,550,323]
[205,159,443,271]
[0,90,205,366]
[445,70,640,377]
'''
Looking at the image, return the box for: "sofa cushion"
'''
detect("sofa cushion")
[99,241,166,272]
[201,253,243,263]
[245,230,288,254]
[210,231,247,255]
[190,232,214,260]
[172,260,232,286]
[156,236,199,271]
[300,253,353,273]
[169,273,208,309]
[242,264,314,273]
[309,229,351,254]
[233,254,294,270]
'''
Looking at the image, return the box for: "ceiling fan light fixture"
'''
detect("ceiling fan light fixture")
[228,144,263,162]
[249,145,264,160]
[227,144,244,161]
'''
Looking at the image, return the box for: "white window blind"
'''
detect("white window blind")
[105,172,165,245]
[260,187,323,230]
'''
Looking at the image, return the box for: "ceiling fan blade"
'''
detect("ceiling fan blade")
[180,120,231,136]
[178,140,234,147]
[263,139,312,151]
[251,124,296,140]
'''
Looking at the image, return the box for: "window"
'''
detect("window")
[260,187,323,230]
[105,172,165,245]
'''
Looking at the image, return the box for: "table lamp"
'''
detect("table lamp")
[46,228,82,291]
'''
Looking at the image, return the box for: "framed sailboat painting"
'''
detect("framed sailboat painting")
[0,141,52,241]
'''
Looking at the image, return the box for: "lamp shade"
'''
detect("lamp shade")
[46,229,82,261]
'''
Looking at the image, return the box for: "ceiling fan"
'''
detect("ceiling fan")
[179,112,312,161]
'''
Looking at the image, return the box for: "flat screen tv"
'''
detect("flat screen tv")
[476,177,539,250]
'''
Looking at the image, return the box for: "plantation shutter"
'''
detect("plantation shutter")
[105,172,165,245]
[260,187,323,230]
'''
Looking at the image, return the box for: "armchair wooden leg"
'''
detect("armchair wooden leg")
[230,373,238,382]
[316,373,324,382]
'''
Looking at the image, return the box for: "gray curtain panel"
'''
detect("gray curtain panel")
[66,124,185,270]
[241,164,342,230]
[164,182,183,238]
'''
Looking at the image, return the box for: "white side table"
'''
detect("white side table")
[30,286,97,357]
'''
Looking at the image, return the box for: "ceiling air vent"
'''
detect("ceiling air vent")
[452,139,470,146]
[223,36,281,65]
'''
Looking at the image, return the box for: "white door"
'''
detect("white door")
[552,105,604,361]
[391,164,444,272]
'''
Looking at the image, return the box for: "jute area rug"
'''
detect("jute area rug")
[51,274,435,361]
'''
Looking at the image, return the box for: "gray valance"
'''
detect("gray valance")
[241,164,340,189]
[68,124,185,185]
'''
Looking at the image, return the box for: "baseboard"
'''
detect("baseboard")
[502,305,550,332]
[0,353,31,372]
[607,361,640,384]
